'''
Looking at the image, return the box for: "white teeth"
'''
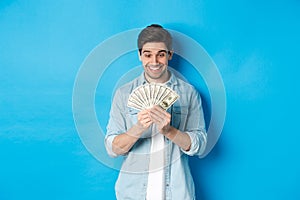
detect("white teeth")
[149,65,161,70]
[150,67,160,70]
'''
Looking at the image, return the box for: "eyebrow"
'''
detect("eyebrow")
[142,49,168,54]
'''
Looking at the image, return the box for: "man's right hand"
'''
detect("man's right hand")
[136,109,153,131]
[112,109,152,155]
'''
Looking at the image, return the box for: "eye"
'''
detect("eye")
[144,53,152,58]
[158,53,166,58]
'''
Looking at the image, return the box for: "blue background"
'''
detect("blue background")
[1,0,300,199]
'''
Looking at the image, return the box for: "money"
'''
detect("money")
[149,84,156,106]
[159,92,179,110]
[127,99,143,111]
[127,83,179,111]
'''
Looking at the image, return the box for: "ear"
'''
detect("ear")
[138,50,142,61]
[168,51,174,60]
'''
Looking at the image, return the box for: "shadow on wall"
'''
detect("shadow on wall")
[190,139,224,200]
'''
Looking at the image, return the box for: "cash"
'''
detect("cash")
[127,83,179,110]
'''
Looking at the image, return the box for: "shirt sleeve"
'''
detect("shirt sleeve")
[181,130,207,156]
[180,89,207,157]
[104,89,127,158]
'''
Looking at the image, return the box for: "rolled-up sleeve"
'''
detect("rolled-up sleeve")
[180,89,207,157]
[181,130,207,156]
[105,134,118,157]
[105,89,127,158]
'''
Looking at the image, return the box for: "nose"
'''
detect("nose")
[150,55,158,64]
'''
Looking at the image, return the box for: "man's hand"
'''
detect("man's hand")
[149,105,171,134]
[136,109,153,131]
[112,109,152,155]
[149,106,191,151]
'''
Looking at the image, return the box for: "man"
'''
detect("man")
[105,24,207,200]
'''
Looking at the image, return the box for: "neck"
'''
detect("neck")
[145,70,170,84]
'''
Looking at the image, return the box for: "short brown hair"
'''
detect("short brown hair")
[137,24,172,54]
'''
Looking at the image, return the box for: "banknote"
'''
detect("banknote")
[127,83,179,111]
[155,85,167,105]
[159,91,179,110]
[143,84,151,107]
[149,84,156,106]
[135,87,149,108]
[127,99,143,111]
[130,92,146,108]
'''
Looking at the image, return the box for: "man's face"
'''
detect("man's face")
[139,42,173,83]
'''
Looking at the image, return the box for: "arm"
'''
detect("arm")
[112,109,152,155]
[105,87,154,157]
[149,88,207,156]
[182,90,207,156]
[149,106,191,151]
[164,127,191,151]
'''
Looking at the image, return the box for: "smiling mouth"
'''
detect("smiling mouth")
[150,66,160,70]
[148,64,163,71]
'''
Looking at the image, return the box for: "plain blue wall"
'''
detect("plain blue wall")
[1,0,300,199]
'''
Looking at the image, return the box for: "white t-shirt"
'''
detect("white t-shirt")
[146,125,165,200]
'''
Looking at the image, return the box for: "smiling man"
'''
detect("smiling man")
[105,24,207,200]
[139,42,170,82]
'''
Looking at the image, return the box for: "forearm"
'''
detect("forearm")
[164,126,191,151]
[112,124,146,155]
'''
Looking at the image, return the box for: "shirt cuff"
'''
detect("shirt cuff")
[105,134,118,158]
[181,131,207,156]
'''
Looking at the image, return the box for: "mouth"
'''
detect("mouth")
[148,64,164,72]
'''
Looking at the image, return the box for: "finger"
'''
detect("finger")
[144,120,153,127]
[151,105,165,114]
[152,105,171,117]
[149,107,163,117]
[141,116,152,124]
[138,109,151,119]
[139,110,152,122]
[138,109,149,117]
[141,119,153,128]
[149,115,160,124]
[149,108,170,122]
[138,116,151,126]
[150,112,170,127]
[148,110,162,123]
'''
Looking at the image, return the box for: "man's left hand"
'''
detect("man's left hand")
[149,105,171,135]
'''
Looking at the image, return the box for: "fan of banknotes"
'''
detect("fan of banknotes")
[127,83,179,111]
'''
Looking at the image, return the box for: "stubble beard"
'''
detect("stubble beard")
[144,64,169,83]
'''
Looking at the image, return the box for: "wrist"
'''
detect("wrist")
[134,123,149,134]
[162,126,176,138]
